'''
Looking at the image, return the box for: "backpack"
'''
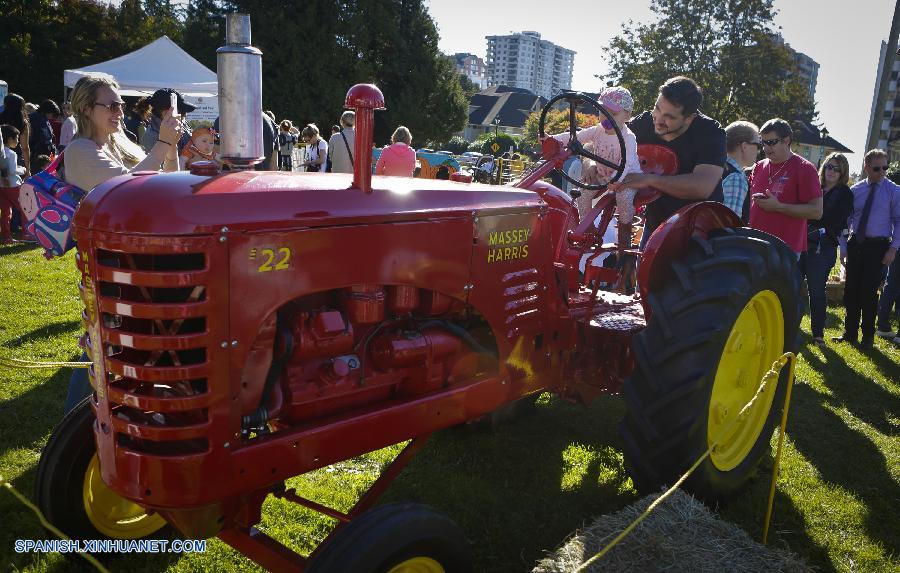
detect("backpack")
[18,153,86,257]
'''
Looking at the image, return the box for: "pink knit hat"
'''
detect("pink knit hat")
[600,86,634,113]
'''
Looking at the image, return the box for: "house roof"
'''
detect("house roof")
[467,86,546,128]
[792,120,853,153]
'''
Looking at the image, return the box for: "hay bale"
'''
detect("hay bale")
[826,280,844,304]
[533,489,810,573]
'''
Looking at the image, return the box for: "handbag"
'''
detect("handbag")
[18,153,86,257]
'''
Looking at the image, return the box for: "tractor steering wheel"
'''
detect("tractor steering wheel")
[539,92,627,191]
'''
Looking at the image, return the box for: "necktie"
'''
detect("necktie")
[857,181,878,240]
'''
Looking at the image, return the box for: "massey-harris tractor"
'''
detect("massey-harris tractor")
[34,14,801,573]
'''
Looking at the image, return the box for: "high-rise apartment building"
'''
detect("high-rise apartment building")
[867,40,900,158]
[773,35,820,102]
[450,53,487,89]
[485,31,574,99]
[792,50,820,102]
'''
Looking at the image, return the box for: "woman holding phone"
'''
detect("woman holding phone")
[62,75,184,413]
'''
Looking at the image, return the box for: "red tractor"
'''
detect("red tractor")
[34,19,801,573]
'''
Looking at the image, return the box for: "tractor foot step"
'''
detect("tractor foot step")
[571,289,646,335]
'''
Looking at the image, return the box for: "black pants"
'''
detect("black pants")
[843,237,890,338]
[278,154,293,171]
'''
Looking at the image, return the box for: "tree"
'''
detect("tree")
[182,0,228,71]
[603,0,815,127]
[224,0,465,145]
[520,108,600,151]
[438,136,470,154]
[458,74,480,99]
[350,0,467,144]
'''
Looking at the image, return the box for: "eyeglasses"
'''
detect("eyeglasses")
[93,101,125,113]
[760,138,782,147]
[824,164,841,172]
[870,165,887,172]
[745,141,763,150]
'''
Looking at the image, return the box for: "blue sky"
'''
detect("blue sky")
[426,0,894,173]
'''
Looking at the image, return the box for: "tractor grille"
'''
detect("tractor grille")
[77,235,227,460]
[501,267,544,339]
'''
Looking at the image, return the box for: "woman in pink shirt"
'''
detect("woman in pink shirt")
[375,126,416,177]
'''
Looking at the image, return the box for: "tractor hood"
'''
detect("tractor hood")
[73,171,546,236]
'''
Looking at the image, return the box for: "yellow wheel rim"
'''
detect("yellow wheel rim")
[708,290,783,471]
[387,557,446,573]
[83,454,167,538]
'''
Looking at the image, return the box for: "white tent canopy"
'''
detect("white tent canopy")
[64,36,217,97]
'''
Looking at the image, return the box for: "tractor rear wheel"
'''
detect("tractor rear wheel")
[34,398,168,540]
[620,227,801,502]
[307,503,472,573]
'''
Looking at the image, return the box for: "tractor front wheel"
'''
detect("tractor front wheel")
[34,398,168,540]
[620,227,801,502]
[307,503,472,573]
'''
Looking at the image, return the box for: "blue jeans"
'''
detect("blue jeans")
[877,254,900,333]
[799,241,836,339]
[64,351,92,414]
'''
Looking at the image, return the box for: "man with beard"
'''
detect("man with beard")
[607,76,726,246]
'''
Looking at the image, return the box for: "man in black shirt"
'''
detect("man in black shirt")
[608,76,726,244]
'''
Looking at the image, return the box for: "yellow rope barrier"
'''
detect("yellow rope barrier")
[0,356,91,369]
[0,475,111,573]
[574,352,797,573]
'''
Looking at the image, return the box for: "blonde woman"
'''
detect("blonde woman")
[61,75,182,414]
[63,75,182,192]
[375,126,416,177]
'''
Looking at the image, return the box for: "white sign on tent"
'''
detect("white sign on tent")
[183,95,218,123]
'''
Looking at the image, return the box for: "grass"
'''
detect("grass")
[0,243,898,572]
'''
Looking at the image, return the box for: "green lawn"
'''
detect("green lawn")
[1,244,898,572]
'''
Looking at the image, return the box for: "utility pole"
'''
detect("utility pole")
[867,0,900,152]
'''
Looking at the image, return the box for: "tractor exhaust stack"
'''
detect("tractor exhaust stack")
[217,13,264,169]
[345,84,385,193]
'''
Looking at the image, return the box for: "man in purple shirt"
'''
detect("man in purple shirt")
[833,149,900,348]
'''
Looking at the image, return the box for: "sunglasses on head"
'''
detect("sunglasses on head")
[760,138,782,147]
[824,164,841,172]
[870,165,886,172]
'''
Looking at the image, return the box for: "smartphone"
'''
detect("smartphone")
[170,93,179,118]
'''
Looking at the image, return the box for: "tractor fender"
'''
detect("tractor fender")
[637,201,741,315]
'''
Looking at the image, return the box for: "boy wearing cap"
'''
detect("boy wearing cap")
[141,88,195,153]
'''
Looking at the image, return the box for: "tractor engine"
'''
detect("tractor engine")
[242,284,489,428]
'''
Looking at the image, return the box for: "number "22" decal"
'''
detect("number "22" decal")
[250,247,292,272]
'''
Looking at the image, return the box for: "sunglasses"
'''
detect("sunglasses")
[870,165,886,172]
[824,164,841,172]
[745,141,763,150]
[760,138,782,147]
[93,101,126,113]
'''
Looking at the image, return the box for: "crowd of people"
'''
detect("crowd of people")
[2,74,899,354]
[557,76,899,350]
[0,77,421,245]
